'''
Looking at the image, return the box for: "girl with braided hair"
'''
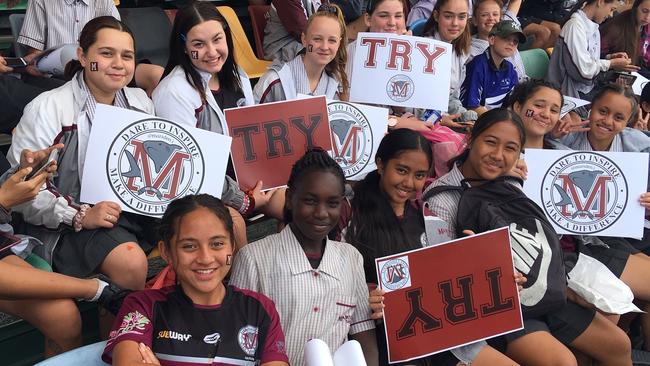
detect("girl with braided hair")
[254,4,350,103]
[230,149,378,366]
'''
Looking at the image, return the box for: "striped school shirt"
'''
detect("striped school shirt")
[17,0,120,51]
[229,225,375,366]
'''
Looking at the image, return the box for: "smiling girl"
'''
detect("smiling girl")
[254,4,349,103]
[153,2,279,225]
[423,108,633,365]
[423,0,478,122]
[103,195,289,366]
[8,16,154,291]
[230,149,378,366]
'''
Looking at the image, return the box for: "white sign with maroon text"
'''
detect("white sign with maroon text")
[349,32,452,111]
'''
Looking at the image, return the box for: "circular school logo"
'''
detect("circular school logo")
[327,102,373,178]
[237,325,259,356]
[380,257,411,291]
[106,118,204,216]
[540,151,627,234]
[386,74,414,102]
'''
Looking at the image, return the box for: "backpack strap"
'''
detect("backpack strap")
[420,184,464,202]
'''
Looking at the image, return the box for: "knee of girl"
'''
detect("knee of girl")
[41,300,82,342]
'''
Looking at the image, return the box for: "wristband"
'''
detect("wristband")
[73,204,90,232]
[241,190,256,217]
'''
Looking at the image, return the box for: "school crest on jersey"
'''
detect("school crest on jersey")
[328,102,373,178]
[540,151,627,234]
[107,118,205,216]
[237,325,259,356]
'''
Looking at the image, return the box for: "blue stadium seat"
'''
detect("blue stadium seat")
[409,18,427,36]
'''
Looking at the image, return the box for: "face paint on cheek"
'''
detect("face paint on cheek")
[307,44,314,52]
[90,62,98,72]
[526,109,534,117]
[226,254,232,265]
[190,51,198,60]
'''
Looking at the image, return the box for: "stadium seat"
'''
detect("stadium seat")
[8,13,27,58]
[217,6,271,79]
[248,5,270,59]
[33,341,109,366]
[520,48,550,79]
[118,7,171,66]
[409,18,427,36]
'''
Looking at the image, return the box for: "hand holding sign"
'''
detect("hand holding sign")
[82,201,122,230]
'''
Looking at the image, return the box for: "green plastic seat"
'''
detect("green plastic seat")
[520,48,550,79]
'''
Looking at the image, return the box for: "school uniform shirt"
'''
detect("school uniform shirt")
[7,71,153,256]
[229,225,374,366]
[153,65,255,214]
[460,48,519,110]
[102,285,289,365]
[469,36,528,83]
[547,10,610,97]
[18,0,120,51]
[253,55,340,103]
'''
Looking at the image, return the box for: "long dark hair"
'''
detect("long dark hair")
[284,149,346,223]
[448,108,526,169]
[600,0,647,63]
[158,194,234,250]
[64,16,135,80]
[345,129,432,263]
[423,0,472,55]
[163,2,242,105]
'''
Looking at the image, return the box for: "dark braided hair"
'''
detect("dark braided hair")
[283,148,346,223]
[158,194,234,250]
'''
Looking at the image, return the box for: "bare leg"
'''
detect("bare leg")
[99,242,147,290]
[134,63,164,97]
[523,23,551,49]
[0,257,82,358]
[472,345,519,366]
[0,255,97,300]
[506,331,577,366]
[570,312,632,366]
[540,21,561,49]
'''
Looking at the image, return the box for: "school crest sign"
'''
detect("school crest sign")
[81,105,231,218]
[107,119,205,216]
[523,149,648,238]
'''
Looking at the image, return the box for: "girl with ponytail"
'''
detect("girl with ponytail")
[254,4,350,103]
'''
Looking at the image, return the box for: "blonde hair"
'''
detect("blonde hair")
[304,5,350,100]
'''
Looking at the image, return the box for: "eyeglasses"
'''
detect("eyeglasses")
[317,4,339,14]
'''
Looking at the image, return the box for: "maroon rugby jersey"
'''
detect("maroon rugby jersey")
[102,285,288,365]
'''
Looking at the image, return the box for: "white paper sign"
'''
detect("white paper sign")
[296,95,389,180]
[327,100,388,180]
[81,105,232,217]
[632,71,650,96]
[522,149,648,238]
[561,96,590,118]
[350,32,452,110]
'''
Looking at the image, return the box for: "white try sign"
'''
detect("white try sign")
[80,105,231,217]
[350,32,452,111]
[522,149,648,238]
